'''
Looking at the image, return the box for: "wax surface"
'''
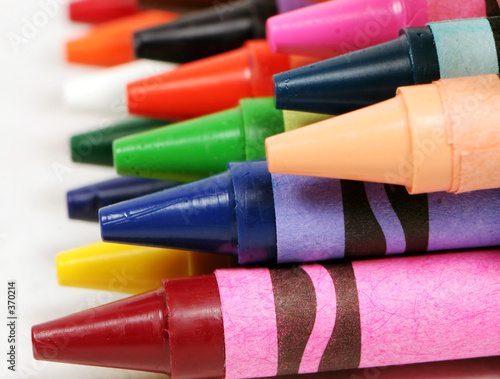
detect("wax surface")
[64,60,176,114]
[273,17,500,115]
[66,10,177,67]
[69,0,140,23]
[134,0,277,63]
[127,40,292,120]
[267,0,500,58]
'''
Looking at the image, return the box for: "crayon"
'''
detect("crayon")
[67,176,180,222]
[114,98,285,182]
[282,110,332,131]
[66,10,178,67]
[99,161,500,264]
[138,0,218,12]
[69,0,140,23]
[134,0,324,63]
[139,0,216,8]
[57,242,236,293]
[127,40,317,121]
[63,59,177,114]
[68,0,216,24]
[134,0,277,63]
[32,249,500,377]
[274,17,500,115]
[276,0,329,14]
[71,117,171,166]
[267,0,500,59]
[267,74,500,194]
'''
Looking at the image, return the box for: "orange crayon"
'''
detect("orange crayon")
[66,10,178,67]
[266,74,500,194]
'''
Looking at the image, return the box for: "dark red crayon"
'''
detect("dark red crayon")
[32,275,224,377]
[32,250,500,378]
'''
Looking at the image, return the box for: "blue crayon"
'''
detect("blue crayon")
[100,161,500,264]
[68,176,180,222]
[274,17,500,114]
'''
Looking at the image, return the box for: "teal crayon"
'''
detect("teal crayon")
[275,17,500,114]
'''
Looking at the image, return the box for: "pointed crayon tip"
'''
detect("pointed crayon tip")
[67,176,180,222]
[113,107,247,181]
[66,10,177,67]
[134,0,277,63]
[266,95,413,186]
[126,45,254,120]
[100,172,239,256]
[56,241,236,293]
[32,288,171,374]
[63,61,177,114]
[127,40,292,121]
[268,0,406,58]
[273,28,442,115]
[70,118,171,167]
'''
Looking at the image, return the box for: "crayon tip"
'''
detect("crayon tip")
[70,118,171,167]
[66,11,178,67]
[266,95,413,186]
[126,45,254,120]
[113,107,247,182]
[127,40,291,121]
[134,0,276,63]
[56,242,236,293]
[273,35,417,114]
[100,172,239,256]
[63,60,177,114]
[32,288,171,374]
[67,177,181,222]
[266,0,423,58]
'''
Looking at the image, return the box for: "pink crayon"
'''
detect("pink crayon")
[267,0,500,58]
[33,249,500,377]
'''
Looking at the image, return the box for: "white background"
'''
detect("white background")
[0,1,163,377]
[0,1,499,379]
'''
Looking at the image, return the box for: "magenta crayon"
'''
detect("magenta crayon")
[267,0,500,59]
[32,249,500,377]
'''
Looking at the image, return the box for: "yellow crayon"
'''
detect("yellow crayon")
[57,242,236,294]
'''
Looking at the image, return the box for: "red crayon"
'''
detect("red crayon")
[69,0,141,23]
[127,40,317,121]
[69,0,216,23]
[32,249,500,378]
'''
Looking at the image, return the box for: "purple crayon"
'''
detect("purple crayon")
[100,161,500,264]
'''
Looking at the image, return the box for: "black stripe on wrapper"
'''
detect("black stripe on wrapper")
[319,263,362,371]
[487,17,500,64]
[270,266,317,375]
[486,0,500,17]
[384,184,429,253]
[341,180,387,258]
